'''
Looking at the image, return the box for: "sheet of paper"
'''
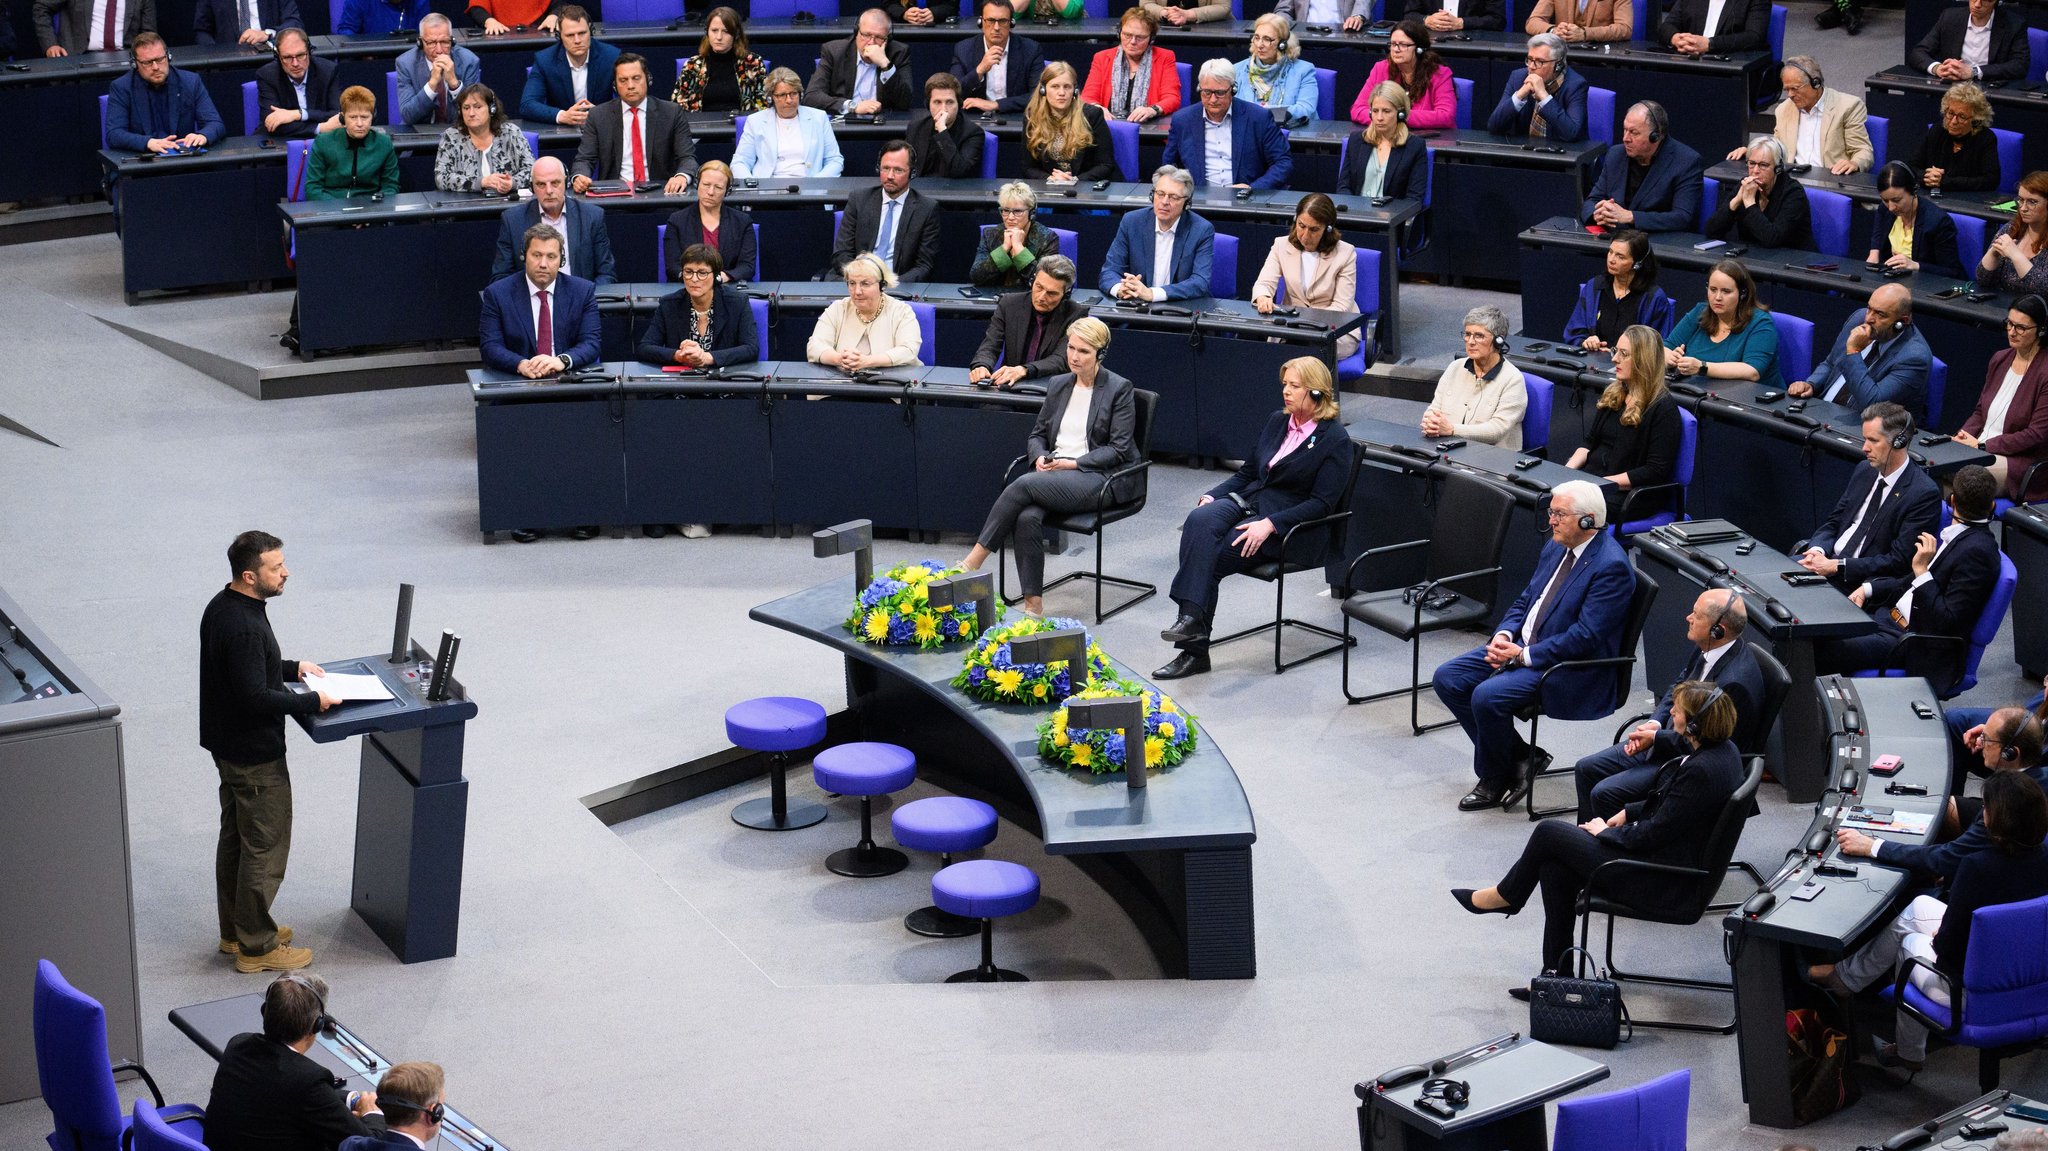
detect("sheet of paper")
[303,671,394,702]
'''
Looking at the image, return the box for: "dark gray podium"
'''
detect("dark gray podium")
[1357,1034,1608,1151]
[294,644,476,964]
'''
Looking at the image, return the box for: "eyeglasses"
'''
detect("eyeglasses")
[1250,32,1280,43]
[1151,190,1189,202]
[2009,320,2038,332]
[681,268,714,279]
[856,29,889,42]
[1388,38,1415,50]
[981,15,1011,23]
[1120,30,1152,42]
[999,205,1029,215]
[1197,87,1233,98]
[279,50,310,62]
[1524,54,1554,66]
[135,53,170,65]
[420,36,452,47]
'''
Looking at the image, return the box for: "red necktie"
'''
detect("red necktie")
[101,0,118,52]
[629,106,646,184]
[536,290,554,358]
[436,82,448,122]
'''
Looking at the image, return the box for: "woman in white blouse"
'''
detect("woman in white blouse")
[807,251,923,371]
[1252,192,1361,360]
[731,67,845,180]
[1422,304,1529,449]
[1956,293,2048,502]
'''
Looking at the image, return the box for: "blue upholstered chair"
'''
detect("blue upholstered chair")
[1315,67,1336,121]
[1806,188,1852,258]
[909,301,936,362]
[811,742,916,877]
[385,71,400,126]
[980,129,998,179]
[1773,311,1814,381]
[1617,408,1696,536]
[242,80,260,136]
[932,859,1040,982]
[1107,118,1139,182]
[753,0,840,15]
[129,1101,208,1151]
[1453,76,1472,130]
[1926,352,1947,429]
[1954,214,1988,279]
[751,297,770,361]
[1766,7,1786,86]
[724,696,829,831]
[1552,1068,1691,1150]
[1050,226,1078,264]
[1273,247,1379,381]
[35,960,203,1151]
[1996,127,2024,194]
[1894,893,2048,1090]
[98,94,108,149]
[1697,176,1718,233]
[1866,114,1888,167]
[1177,62,1192,107]
[1522,372,1554,458]
[1210,231,1239,299]
[1587,86,1615,146]
[891,795,999,937]
[1850,553,2018,698]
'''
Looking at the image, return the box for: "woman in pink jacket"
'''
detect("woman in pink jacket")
[1350,17,1456,131]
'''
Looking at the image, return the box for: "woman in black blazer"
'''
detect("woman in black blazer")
[1156,356,1354,679]
[1338,80,1428,201]
[637,244,760,369]
[1869,161,1963,279]
[663,160,757,285]
[1454,681,1746,972]
[1021,61,1116,183]
[1569,323,1685,525]
[958,316,1138,618]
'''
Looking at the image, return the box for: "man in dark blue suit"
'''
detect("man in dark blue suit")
[1433,479,1638,811]
[1159,58,1292,189]
[951,0,1042,115]
[338,1062,445,1151]
[480,224,601,377]
[1792,286,1933,419]
[255,29,340,138]
[1484,32,1588,143]
[193,0,300,44]
[106,34,225,154]
[1101,166,1217,302]
[490,157,615,285]
[1582,100,1704,234]
[518,5,617,127]
[1799,401,1943,590]
[1573,588,1767,820]
[1835,705,2048,879]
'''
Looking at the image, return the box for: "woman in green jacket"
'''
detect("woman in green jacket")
[305,85,400,200]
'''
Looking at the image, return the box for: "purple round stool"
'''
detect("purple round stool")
[890,796,999,937]
[932,859,1039,983]
[811,742,917,877]
[724,696,829,832]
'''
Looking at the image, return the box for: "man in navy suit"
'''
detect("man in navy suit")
[490,157,615,284]
[193,0,300,44]
[255,29,340,138]
[1582,100,1703,234]
[1101,166,1217,301]
[952,0,1043,115]
[1485,32,1588,143]
[1799,401,1943,590]
[393,13,480,125]
[518,5,617,127]
[1159,58,1292,189]
[1433,479,1638,811]
[1792,286,1934,419]
[1573,588,1767,820]
[338,1062,445,1151]
[1836,706,2048,878]
[480,224,600,378]
[106,33,225,154]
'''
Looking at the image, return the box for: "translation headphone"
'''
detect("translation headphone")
[1396,104,1408,123]
[1888,413,1916,451]
[2002,733,2021,762]
[1707,590,1743,641]
[1309,387,1327,401]
[1492,331,1509,355]
[1684,684,1726,740]
[262,972,336,1038]
[1420,1079,1470,1109]
[380,1096,447,1127]
[1785,56,1823,93]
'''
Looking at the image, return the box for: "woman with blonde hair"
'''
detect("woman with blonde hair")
[1568,323,1683,523]
[1914,82,1998,193]
[1024,61,1114,182]
[806,252,923,371]
[1337,81,1427,199]
[970,182,1063,288]
[1234,13,1319,124]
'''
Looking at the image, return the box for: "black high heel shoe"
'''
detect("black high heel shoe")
[1452,888,1516,916]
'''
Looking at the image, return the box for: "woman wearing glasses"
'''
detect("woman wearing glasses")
[971,182,1063,289]
[1082,9,1181,123]
[1913,83,2000,194]
[1704,136,1812,249]
[1350,18,1454,131]
[1235,14,1319,125]
[1954,294,2048,503]
[637,244,759,370]
[1980,172,2048,295]
[1567,323,1683,524]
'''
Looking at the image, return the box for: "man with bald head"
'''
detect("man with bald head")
[1792,283,1933,419]
[1572,587,1767,820]
[489,156,616,285]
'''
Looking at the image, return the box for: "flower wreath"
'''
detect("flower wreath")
[952,616,1116,706]
[843,560,1002,651]
[1037,681,1199,775]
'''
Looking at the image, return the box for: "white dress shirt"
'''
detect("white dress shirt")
[1962,13,1993,71]
[1202,108,1235,187]
[1697,638,1733,681]
[615,100,650,182]
[569,58,589,102]
[983,40,1008,102]
[1983,362,2026,441]
[1700,0,1727,36]
[289,74,309,116]
[88,0,127,51]
[1150,214,1181,302]
[1051,386,1093,458]
[772,114,807,176]
[535,205,573,276]
[1794,102,1825,166]
[1307,0,1340,18]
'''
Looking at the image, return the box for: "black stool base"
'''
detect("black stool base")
[826,845,908,877]
[905,906,979,938]
[731,798,828,831]
[946,967,1029,983]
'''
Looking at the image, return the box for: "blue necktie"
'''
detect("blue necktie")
[876,199,899,265]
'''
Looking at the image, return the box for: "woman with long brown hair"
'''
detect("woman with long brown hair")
[1568,323,1684,523]
[1349,18,1453,130]
[1982,171,2048,295]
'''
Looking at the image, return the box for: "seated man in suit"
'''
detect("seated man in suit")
[1657,0,1767,50]
[338,1063,445,1151]
[194,0,300,45]
[106,33,225,154]
[1791,285,1932,417]
[256,30,340,138]
[1433,479,1638,812]
[1272,0,1369,30]
[519,5,617,127]
[570,53,697,195]
[1836,706,2048,878]
[1723,56,1873,176]
[1159,58,1293,190]
[491,157,615,284]
[953,0,1043,115]
[480,224,601,379]
[34,0,152,56]
[1582,101,1703,234]
[1816,464,2003,691]
[1910,0,2028,81]
[1574,588,1766,820]
[969,255,1090,388]
[204,973,389,1151]
[827,140,940,283]
[1101,166,1217,302]
[394,14,480,126]
[804,8,914,116]
[1798,400,1944,589]
[1485,32,1588,142]
[334,0,428,35]
[1404,0,1505,31]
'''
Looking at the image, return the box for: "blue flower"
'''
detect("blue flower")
[887,615,916,643]
[1052,669,1071,696]
[859,578,904,608]
[1014,661,1047,680]
[968,666,986,685]
[991,643,1013,670]
[1105,733,1127,767]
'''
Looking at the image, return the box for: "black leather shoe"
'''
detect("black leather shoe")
[1160,614,1209,644]
[1813,4,1841,26]
[1517,746,1553,776]
[643,524,668,539]
[1458,781,1506,811]
[1153,651,1210,679]
[1499,774,1533,812]
[510,529,541,543]
[1508,986,1532,1003]
[571,526,600,540]
[1844,7,1863,33]
[1451,888,1514,916]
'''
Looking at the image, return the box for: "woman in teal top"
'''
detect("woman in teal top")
[1663,259,1783,391]
[305,85,400,201]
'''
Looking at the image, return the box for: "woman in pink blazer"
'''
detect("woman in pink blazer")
[1350,18,1456,131]
[1957,294,2048,503]
[1252,193,1361,359]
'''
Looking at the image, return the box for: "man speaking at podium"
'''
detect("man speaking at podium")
[200,531,337,973]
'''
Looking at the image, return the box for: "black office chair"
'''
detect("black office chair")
[1569,754,1764,1034]
[996,390,1158,622]
[1602,639,1791,764]
[1521,568,1659,819]
[1207,445,1363,674]
[1338,471,1517,734]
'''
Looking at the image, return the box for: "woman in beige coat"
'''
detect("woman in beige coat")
[1252,193,1362,361]
[806,251,924,371]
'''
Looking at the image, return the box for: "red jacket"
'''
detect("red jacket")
[1082,46,1181,119]
[1965,346,2048,502]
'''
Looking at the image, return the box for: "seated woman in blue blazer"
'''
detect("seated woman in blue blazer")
[1563,229,1674,351]
[1664,259,1783,391]
[1870,161,1964,279]
[1234,14,1320,125]
[956,317,1138,618]
[731,67,845,180]
[1156,357,1354,679]
[1338,81,1429,200]
[636,244,759,370]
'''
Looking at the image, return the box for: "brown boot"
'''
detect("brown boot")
[234,943,313,973]
[219,925,293,955]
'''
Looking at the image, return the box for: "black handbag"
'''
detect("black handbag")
[1527,947,1631,1049]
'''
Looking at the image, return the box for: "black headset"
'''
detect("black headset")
[262,973,336,1038]
[2001,732,2021,762]
[1752,135,1788,177]
[1785,56,1823,93]
[1684,683,1726,740]
[1707,590,1743,641]
[1309,387,1326,401]
[1888,413,1916,451]
[1492,331,1509,355]
[1421,1079,1470,1109]
[380,1096,447,1127]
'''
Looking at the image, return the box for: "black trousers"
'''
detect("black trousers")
[976,469,1103,597]
[1496,819,1671,972]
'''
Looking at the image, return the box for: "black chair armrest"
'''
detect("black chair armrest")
[1421,564,1505,600]
[1618,479,1684,524]
[1791,538,1811,555]
[2020,459,2048,505]
[1581,855,1711,904]
[1534,653,1638,691]
[1881,633,1969,694]
[1610,711,1657,743]
[1003,452,1031,485]
[1893,955,1964,1038]
[1278,508,1353,554]
[1342,536,1430,586]
[110,1059,167,1108]
[1090,457,1154,511]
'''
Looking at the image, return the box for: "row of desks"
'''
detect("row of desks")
[1866,64,2048,189]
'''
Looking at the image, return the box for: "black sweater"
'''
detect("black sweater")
[200,587,318,765]
[1913,127,2002,194]
[1936,842,2048,976]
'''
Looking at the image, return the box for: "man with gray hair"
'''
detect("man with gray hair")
[1160,58,1292,187]
[1422,304,1529,448]
[1486,32,1588,141]
[1433,478,1638,811]
[1102,166,1218,301]
[393,13,480,124]
[970,255,1090,387]
[1725,55,1873,175]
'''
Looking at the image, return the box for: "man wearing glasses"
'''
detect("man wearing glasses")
[1101,166,1216,301]
[255,28,340,138]
[806,8,913,115]
[105,33,224,154]
[1159,58,1292,189]
[951,0,1043,115]
[393,13,481,125]
[1793,285,1933,418]
[1486,33,1587,142]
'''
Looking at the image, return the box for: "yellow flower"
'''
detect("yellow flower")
[1051,726,1068,747]
[1070,742,1092,767]
[899,601,916,616]
[862,611,889,641]
[1032,683,1048,700]
[1146,736,1166,767]
[904,566,930,580]
[956,618,973,637]
[990,668,1024,695]
[1159,698,1179,714]
[1157,720,1175,737]
[913,612,939,642]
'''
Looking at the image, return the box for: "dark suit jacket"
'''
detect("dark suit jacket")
[1808,459,1942,588]
[35,0,153,55]
[830,185,941,282]
[1563,277,1674,343]
[1600,739,1744,864]
[1028,368,1141,500]
[339,1134,423,1151]
[1871,196,1963,279]
[1160,99,1292,189]
[478,271,601,373]
[802,36,913,113]
[491,198,616,284]
[1485,65,1588,142]
[949,33,1044,114]
[1804,312,1934,419]
[1866,521,2001,641]
[1582,138,1704,233]
[106,69,225,152]
[1704,173,1811,249]
[1655,0,1767,52]
[1337,131,1427,200]
[1965,346,2048,502]
[970,291,1087,379]
[905,111,984,179]
[1496,529,1638,718]
[1910,5,2030,85]
[1099,206,1216,299]
[255,58,340,139]
[1885,763,2048,880]
[636,283,759,368]
[1400,0,1504,30]
[1206,412,1354,544]
[663,204,755,283]
[194,0,300,40]
[519,39,619,121]
[572,96,698,185]
[203,1033,388,1151]
[1649,639,1767,757]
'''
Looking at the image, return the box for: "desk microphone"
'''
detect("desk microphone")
[388,583,414,664]
[427,630,455,702]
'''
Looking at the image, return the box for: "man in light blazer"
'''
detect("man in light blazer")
[1486,33,1587,142]
[1911,0,2029,84]
[491,157,616,284]
[480,224,600,377]
[518,5,618,126]
[35,0,153,56]
[827,140,940,282]
[1272,0,1368,31]
[804,8,913,115]
[1102,166,1217,301]
[1799,402,1944,590]
[969,257,1091,387]
[194,0,300,44]
[255,29,340,137]
[1159,59,1292,189]
[1793,286,1932,419]
[1746,56,1873,175]
[392,14,480,125]
[952,0,1043,114]
[1583,101,1703,234]
[570,53,697,194]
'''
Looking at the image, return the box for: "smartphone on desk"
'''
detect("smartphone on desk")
[1781,571,1828,587]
